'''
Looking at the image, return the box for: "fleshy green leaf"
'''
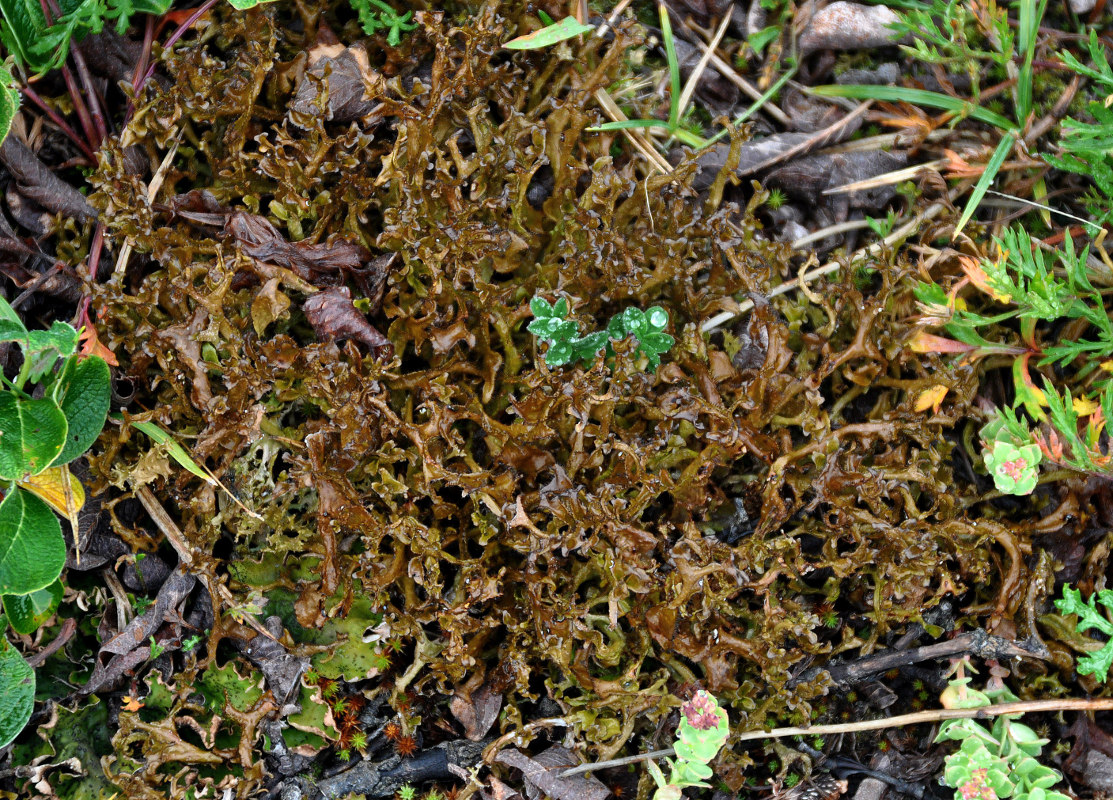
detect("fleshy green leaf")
[0,394,68,480]
[0,488,66,595]
[3,579,63,634]
[0,638,34,748]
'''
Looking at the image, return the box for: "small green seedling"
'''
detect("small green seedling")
[529,295,674,370]
[351,0,417,46]
[1054,584,1113,682]
[648,690,730,800]
[979,410,1041,496]
[937,667,1070,800]
[0,294,110,748]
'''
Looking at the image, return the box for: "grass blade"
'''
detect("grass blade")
[659,2,682,130]
[954,133,1014,237]
[810,84,1014,131]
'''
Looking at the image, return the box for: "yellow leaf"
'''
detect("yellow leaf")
[914,384,949,413]
[18,467,85,517]
[1073,396,1100,416]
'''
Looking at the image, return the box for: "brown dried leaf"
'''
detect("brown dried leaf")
[496,747,610,800]
[303,286,393,360]
[450,676,503,740]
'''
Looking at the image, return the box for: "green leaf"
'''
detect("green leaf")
[659,1,681,129]
[129,420,215,485]
[530,296,554,318]
[809,85,1014,131]
[954,133,1015,237]
[225,0,278,9]
[0,488,66,595]
[0,0,42,71]
[0,294,23,328]
[0,63,19,147]
[503,15,593,50]
[3,579,63,634]
[50,355,110,467]
[589,119,672,133]
[0,638,34,748]
[0,394,68,480]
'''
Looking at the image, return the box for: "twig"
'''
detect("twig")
[822,159,947,195]
[701,186,962,333]
[685,33,790,126]
[25,618,77,668]
[675,11,731,121]
[737,100,875,177]
[559,697,1113,778]
[113,132,182,277]
[593,87,673,173]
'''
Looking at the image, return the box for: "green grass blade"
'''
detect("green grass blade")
[810,85,1014,131]
[659,2,681,130]
[590,119,671,132]
[954,133,1014,237]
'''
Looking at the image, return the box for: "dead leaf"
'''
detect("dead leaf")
[303,286,393,360]
[496,746,610,800]
[913,384,949,413]
[450,676,503,740]
[251,277,292,335]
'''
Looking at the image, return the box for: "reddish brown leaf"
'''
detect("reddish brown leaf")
[303,286,393,360]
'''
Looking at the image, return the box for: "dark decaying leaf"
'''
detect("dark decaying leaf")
[766,149,908,212]
[233,616,308,707]
[0,137,97,224]
[303,286,393,360]
[496,747,610,800]
[290,35,384,125]
[227,212,391,301]
[450,676,503,740]
[1064,716,1113,792]
[81,568,196,694]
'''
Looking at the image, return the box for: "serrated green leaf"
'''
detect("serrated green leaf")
[0,489,66,595]
[503,15,593,50]
[3,579,62,634]
[50,356,110,467]
[0,639,34,748]
[0,394,68,480]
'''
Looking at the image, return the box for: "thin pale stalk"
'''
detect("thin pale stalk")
[675,11,730,121]
[560,697,1113,779]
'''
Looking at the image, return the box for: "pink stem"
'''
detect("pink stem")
[18,84,96,161]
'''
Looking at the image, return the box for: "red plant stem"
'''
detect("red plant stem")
[133,16,156,93]
[78,222,105,325]
[18,85,96,161]
[137,0,220,92]
[68,43,108,147]
[61,64,98,149]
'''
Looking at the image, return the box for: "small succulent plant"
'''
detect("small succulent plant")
[648,691,730,800]
[980,414,1042,495]
[528,295,674,370]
